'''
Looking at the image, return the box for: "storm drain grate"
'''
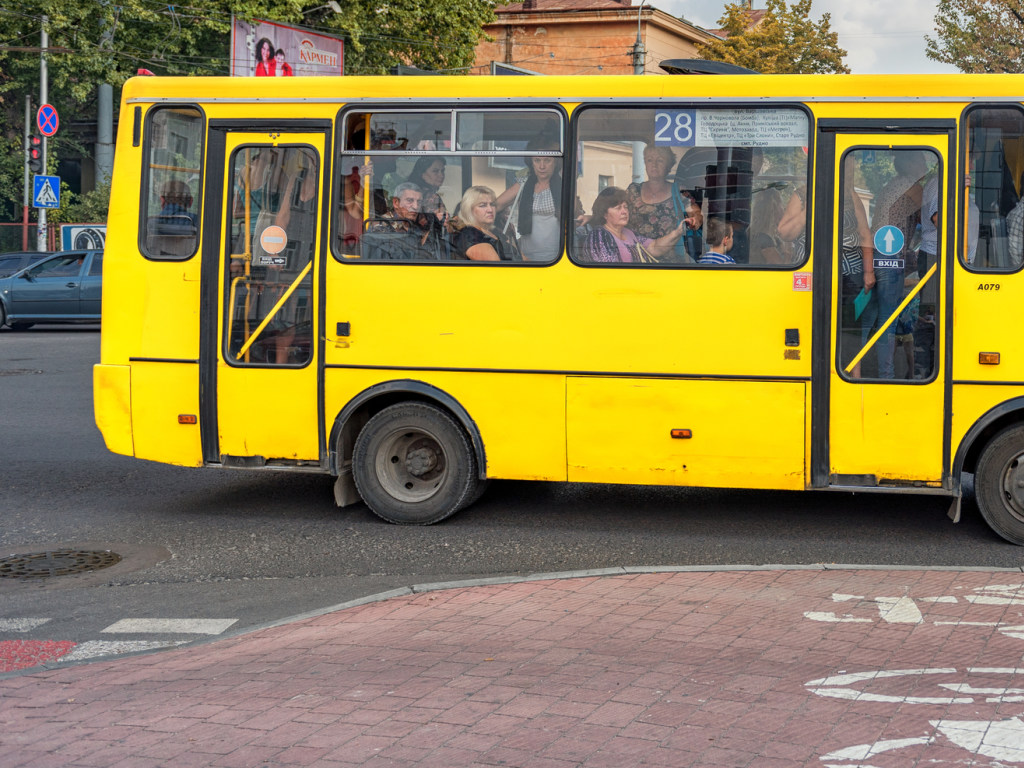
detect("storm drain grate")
[0,550,122,579]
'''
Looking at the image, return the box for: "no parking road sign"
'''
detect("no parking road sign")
[36,104,59,137]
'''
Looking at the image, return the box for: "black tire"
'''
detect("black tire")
[352,402,479,525]
[975,424,1024,545]
[0,303,5,329]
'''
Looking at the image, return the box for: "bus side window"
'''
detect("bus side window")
[140,106,204,261]
[964,106,1024,271]
[571,106,810,268]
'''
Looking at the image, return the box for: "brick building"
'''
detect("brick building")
[471,0,720,76]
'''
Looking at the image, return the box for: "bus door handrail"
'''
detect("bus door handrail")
[844,261,938,375]
[234,261,313,361]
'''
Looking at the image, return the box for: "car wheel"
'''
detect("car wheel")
[352,402,479,525]
[975,424,1024,545]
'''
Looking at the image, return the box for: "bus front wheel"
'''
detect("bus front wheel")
[352,402,479,525]
[976,425,1024,545]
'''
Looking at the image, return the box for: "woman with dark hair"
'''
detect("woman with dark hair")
[451,186,522,262]
[496,136,562,262]
[255,38,275,76]
[407,156,447,221]
[581,187,685,263]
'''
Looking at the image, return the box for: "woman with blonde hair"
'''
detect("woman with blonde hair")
[451,186,522,261]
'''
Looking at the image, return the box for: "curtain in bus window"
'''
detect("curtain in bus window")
[571,106,809,267]
[226,145,317,366]
[837,148,940,381]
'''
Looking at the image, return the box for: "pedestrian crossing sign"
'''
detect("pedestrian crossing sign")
[33,175,60,209]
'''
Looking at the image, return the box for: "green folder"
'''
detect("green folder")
[854,288,871,320]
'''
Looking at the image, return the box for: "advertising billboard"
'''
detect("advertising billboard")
[231,17,343,77]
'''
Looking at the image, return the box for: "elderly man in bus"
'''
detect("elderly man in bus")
[365,182,447,260]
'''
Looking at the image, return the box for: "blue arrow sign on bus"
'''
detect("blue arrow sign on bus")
[873,224,904,256]
[37,104,59,137]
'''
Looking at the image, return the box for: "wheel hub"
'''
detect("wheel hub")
[1005,453,1024,514]
[405,443,439,477]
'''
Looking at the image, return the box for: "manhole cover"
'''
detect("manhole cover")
[0,550,122,579]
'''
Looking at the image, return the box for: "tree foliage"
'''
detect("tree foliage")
[0,0,496,224]
[926,0,1024,73]
[697,0,849,75]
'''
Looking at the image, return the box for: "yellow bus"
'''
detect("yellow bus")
[94,70,1024,543]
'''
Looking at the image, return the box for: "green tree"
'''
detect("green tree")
[0,1,496,225]
[697,0,849,74]
[926,0,1024,72]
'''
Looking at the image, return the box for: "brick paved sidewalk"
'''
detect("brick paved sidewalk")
[5,567,1024,767]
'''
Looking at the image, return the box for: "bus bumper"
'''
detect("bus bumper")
[94,364,134,457]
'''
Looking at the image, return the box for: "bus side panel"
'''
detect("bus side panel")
[130,362,203,467]
[566,377,806,489]
[952,385,1024,461]
[94,364,134,457]
[325,369,567,481]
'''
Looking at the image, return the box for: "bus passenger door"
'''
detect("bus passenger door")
[823,131,951,487]
[201,130,326,466]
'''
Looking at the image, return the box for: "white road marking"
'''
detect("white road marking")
[874,596,923,623]
[101,618,237,635]
[0,618,51,632]
[821,735,933,760]
[932,717,1024,761]
[63,640,189,661]
[803,612,872,623]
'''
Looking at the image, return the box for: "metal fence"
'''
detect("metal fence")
[0,222,58,253]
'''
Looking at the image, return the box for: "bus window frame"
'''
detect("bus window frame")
[138,103,206,263]
[958,102,1024,276]
[223,141,321,370]
[567,101,815,271]
[834,143,944,386]
[331,103,569,267]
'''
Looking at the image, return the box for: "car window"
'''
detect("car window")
[88,253,103,276]
[0,254,30,277]
[29,255,84,278]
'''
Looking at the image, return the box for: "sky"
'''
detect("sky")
[658,0,960,74]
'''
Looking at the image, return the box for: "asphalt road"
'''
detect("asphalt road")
[2,327,1022,648]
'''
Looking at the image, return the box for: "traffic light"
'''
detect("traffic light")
[27,134,42,174]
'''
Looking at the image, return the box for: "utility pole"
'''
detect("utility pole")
[631,1,647,184]
[23,97,30,249]
[37,15,48,252]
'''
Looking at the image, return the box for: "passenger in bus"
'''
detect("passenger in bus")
[868,150,927,379]
[496,136,562,262]
[748,186,785,265]
[450,186,522,262]
[838,167,875,378]
[777,185,808,261]
[697,218,736,265]
[406,156,447,222]
[626,146,678,241]
[365,182,447,260]
[580,186,685,263]
[156,180,197,233]
[670,146,717,260]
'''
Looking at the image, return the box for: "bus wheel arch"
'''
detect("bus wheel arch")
[955,399,1024,544]
[328,380,488,522]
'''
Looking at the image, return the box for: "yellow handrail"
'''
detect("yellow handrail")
[234,261,313,360]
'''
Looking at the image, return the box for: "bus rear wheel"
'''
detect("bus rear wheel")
[352,402,479,525]
[976,425,1024,546]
